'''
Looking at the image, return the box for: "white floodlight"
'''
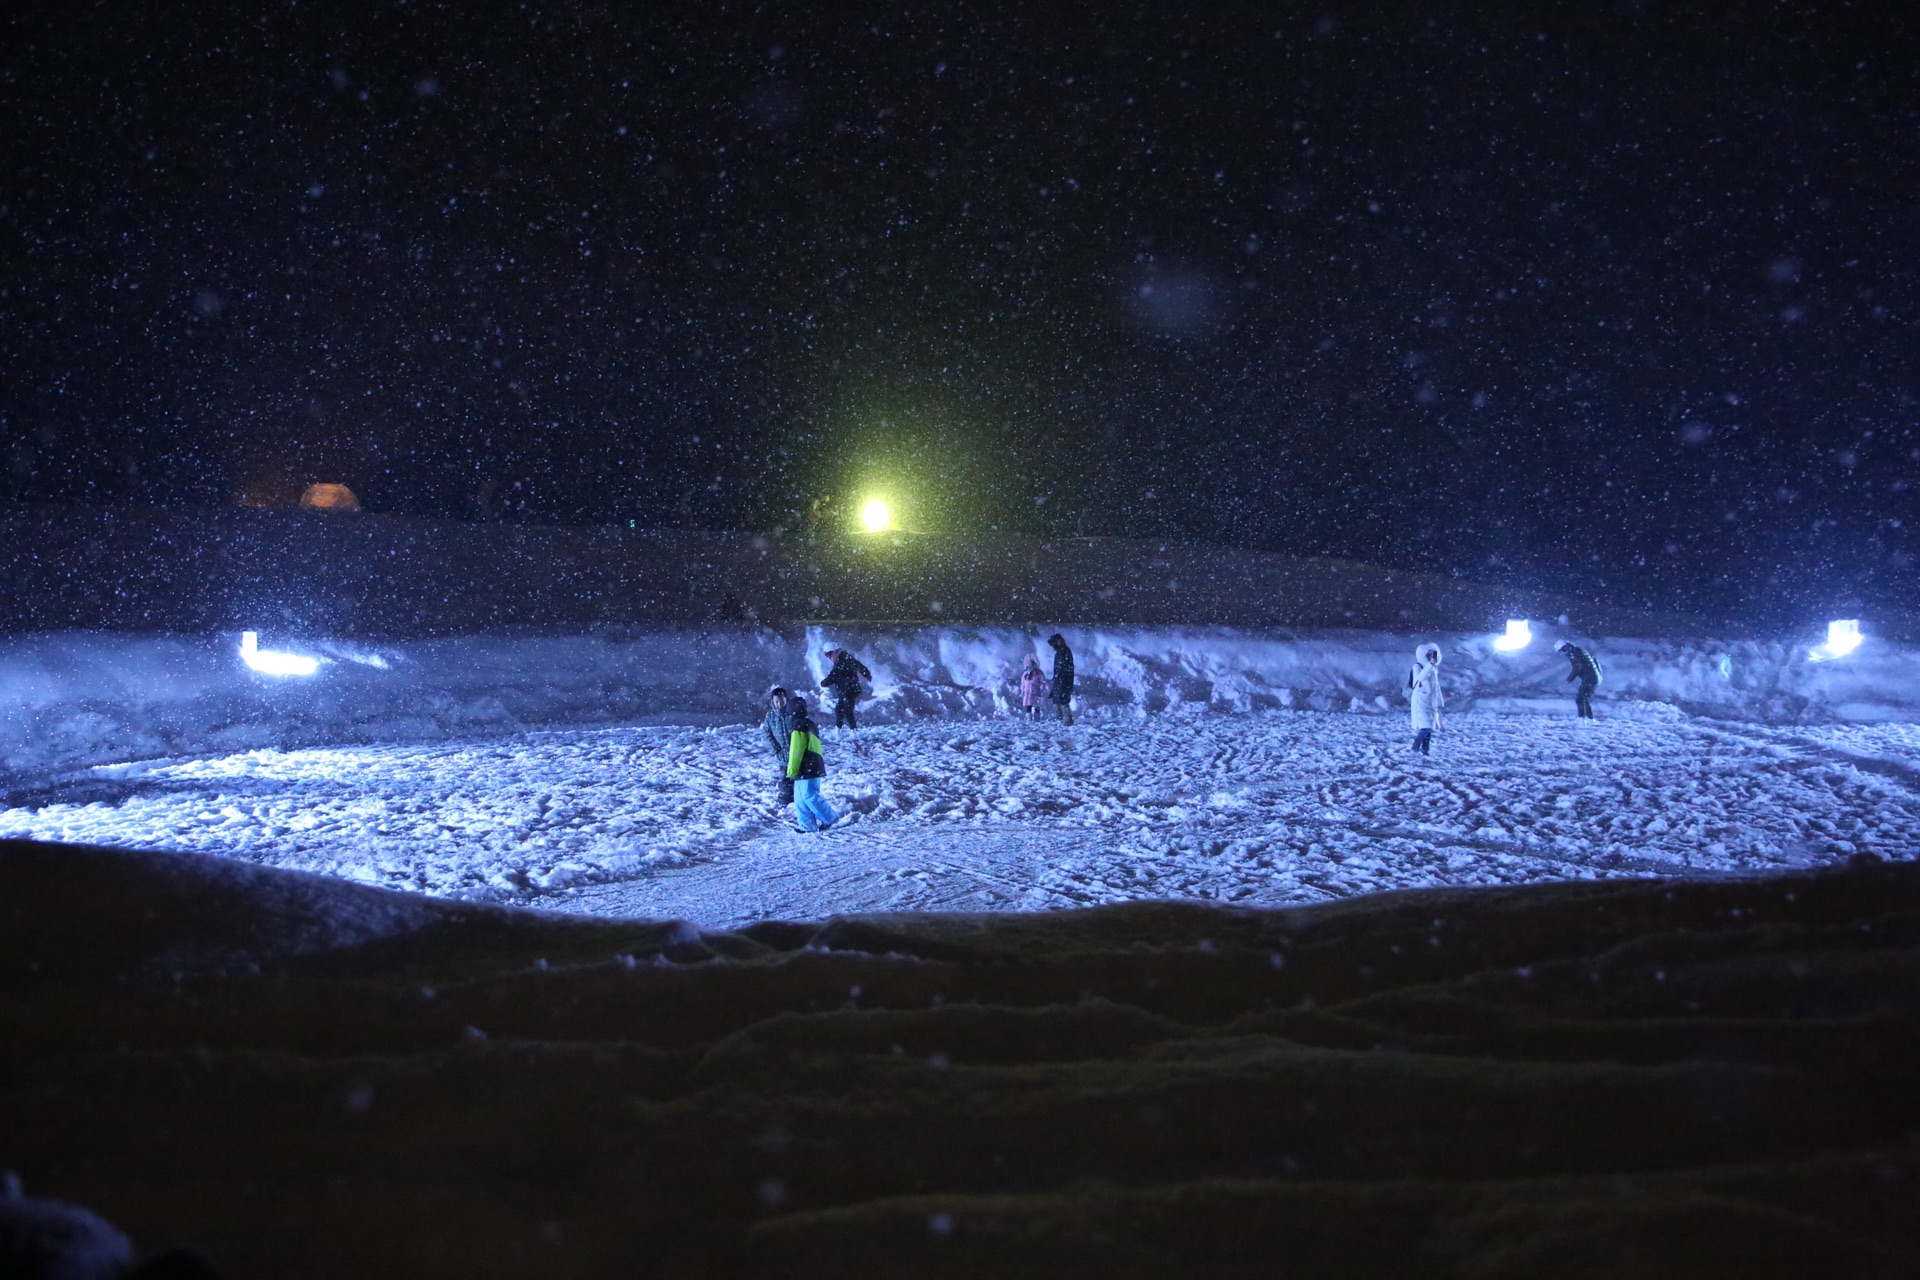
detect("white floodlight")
[1492,619,1532,653]
[239,630,323,678]
[1809,619,1862,663]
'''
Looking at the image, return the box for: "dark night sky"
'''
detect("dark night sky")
[3,1,1917,619]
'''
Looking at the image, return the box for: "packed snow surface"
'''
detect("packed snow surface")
[5,706,1916,929]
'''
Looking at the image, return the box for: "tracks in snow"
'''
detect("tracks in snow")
[1,709,1914,923]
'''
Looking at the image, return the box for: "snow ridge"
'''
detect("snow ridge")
[2,623,1914,778]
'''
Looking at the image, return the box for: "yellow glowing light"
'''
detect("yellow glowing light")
[860,499,893,533]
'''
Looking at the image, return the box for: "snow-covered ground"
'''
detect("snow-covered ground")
[5,622,1915,926]
[5,703,1916,929]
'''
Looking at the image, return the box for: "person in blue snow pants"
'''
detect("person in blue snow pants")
[793,778,837,833]
[786,695,840,833]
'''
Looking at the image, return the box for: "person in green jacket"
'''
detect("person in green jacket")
[786,694,840,833]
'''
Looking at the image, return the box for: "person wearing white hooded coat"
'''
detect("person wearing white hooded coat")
[1408,644,1444,755]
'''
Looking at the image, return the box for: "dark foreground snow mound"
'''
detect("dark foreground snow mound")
[3,838,1917,1278]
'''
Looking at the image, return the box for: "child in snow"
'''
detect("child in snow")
[785,694,840,833]
[1018,655,1050,720]
[1408,643,1444,755]
[762,686,797,806]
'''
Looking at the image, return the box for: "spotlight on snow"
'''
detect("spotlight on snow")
[1492,619,1533,653]
[239,630,323,678]
[860,499,893,533]
[1809,619,1862,663]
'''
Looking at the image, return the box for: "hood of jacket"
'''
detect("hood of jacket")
[1413,645,1442,668]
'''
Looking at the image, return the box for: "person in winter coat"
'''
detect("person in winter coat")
[1408,643,1444,755]
[1554,640,1602,720]
[785,694,839,832]
[1018,655,1050,720]
[821,647,872,731]
[761,686,797,806]
[1047,633,1076,726]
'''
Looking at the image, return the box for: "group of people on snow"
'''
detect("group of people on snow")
[760,634,1078,832]
[762,630,1603,831]
[1020,633,1076,724]
[755,646,879,835]
[1405,638,1603,756]
[760,686,838,833]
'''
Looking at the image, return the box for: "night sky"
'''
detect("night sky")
[3,2,1916,619]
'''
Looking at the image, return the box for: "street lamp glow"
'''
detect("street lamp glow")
[1492,619,1532,653]
[860,499,893,533]
[1810,619,1862,663]
[239,630,322,678]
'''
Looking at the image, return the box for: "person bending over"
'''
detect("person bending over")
[821,647,872,731]
[1554,640,1602,720]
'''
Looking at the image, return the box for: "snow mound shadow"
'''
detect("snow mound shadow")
[3,838,1916,1277]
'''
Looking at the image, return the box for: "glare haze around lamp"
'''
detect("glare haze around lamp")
[240,631,323,678]
[1493,619,1532,653]
[1809,619,1862,662]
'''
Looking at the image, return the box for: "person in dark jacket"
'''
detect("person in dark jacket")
[1047,633,1076,726]
[785,694,839,832]
[821,647,872,731]
[761,687,797,806]
[1554,640,1602,720]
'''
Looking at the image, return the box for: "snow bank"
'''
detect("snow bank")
[2,623,1916,774]
[712,623,1920,728]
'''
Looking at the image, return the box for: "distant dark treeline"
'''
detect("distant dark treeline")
[0,502,1747,640]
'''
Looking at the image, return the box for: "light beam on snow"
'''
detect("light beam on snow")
[860,499,893,533]
[239,631,323,678]
[1493,619,1532,653]
[1809,619,1862,663]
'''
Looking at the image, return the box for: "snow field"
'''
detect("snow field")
[4,705,1915,927]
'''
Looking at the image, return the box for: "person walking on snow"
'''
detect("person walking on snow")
[761,686,797,807]
[1018,655,1050,721]
[1408,643,1444,756]
[1554,640,1602,720]
[785,693,839,832]
[821,647,872,732]
[1047,633,1076,726]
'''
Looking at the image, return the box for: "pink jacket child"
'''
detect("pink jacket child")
[1019,656,1051,719]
